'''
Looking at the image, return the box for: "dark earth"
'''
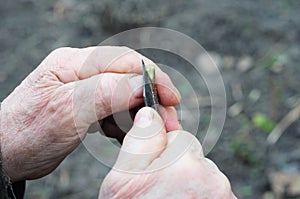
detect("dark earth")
[1,0,300,198]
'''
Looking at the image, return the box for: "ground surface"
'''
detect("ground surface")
[1,0,300,198]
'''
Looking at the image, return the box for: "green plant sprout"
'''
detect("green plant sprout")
[146,64,155,81]
[252,113,275,133]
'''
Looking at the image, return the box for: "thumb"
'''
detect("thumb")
[114,107,167,172]
[72,73,144,134]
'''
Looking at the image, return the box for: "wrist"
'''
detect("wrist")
[1,101,26,199]
[0,100,20,182]
[0,101,9,178]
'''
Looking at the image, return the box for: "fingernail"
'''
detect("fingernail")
[134,108,154,128]
[174,87,181,101]
[129,75,143,97]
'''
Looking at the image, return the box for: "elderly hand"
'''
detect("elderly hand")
[99,107,236,199]
[0,46,181,182]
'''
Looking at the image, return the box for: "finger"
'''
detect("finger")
[114,107,167,172]
[99,106,181,143]
[46,46,181,106]
[72,73,144,132]
[155,72,181,106]
[92,106,179,144]
[159,106,181,132]
[167,130,204,159]
[148,130,204,170]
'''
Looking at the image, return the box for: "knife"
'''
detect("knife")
[142,60,159,112]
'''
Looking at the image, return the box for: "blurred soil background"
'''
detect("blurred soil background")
[1,0,300,198]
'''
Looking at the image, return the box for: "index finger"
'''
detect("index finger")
[46,46,181,106]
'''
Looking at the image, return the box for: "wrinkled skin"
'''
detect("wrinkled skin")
[0,46,181,182]
[99,107,237,199]
[0,46,236,198]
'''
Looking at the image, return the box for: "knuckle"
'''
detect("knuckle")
[95,75,117,116]
[117,46,141,66]
[47,47,78,62]
[153,130,167,147]
[119,46,133,51]
[50,47,73,56]
[123,52,140,69]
